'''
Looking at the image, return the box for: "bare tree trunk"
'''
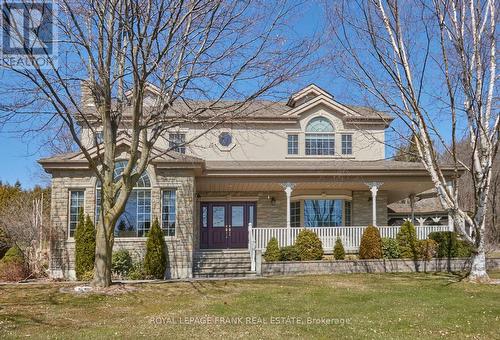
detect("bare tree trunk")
[93,220,113,287]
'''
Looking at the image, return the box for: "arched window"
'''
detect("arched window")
[305,117,335,155]
[96,161,152,237]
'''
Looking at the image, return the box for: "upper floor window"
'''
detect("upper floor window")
[287,134,298,155]
[305,117,335,155]
[169,133,186,154]
[95,131,103,146]
[219,132,233,147]
[341,134,353,155]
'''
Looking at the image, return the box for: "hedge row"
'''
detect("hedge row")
[264,229,324,262]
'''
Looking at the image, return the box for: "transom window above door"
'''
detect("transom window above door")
[305,117,335,155]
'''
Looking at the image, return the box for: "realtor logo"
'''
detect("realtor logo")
[1,0,56,68]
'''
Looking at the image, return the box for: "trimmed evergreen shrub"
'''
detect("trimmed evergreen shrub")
[428,231,473,258]
[456,240,474,257]
[417,239,438,261]
[112,249,133,277]
[74,213,96,281]
[359,226,383,259]
[295,229,324,260]
[144,218,167,279]
[396,221,418,259]
[0,245,28,281]
[333,238,345,260]
[1,245,24,264]
[381,238,400,259]
[263,237,280,262]
[0,227,10,260]
[280,245,300,261]
[428,231,458,258]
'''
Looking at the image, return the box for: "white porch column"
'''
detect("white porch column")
[446,181,454,231]
[409,193,416,223]
[282,182,295,246]
[365,182,383,226]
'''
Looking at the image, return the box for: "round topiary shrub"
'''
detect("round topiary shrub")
[112,249,133,277]
[144,218,167,279]
[294,229,324,260]
[279,245,300,261]
[0,245,28,281]
[74,213,96,281]
[396,221,418,259]
[381,237,400,259]
[263,237,280,262]
[417,239,438,261]
[333,238,345,260]
[359,226,382,259]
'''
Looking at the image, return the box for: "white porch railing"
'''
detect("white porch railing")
[251,225,450,252]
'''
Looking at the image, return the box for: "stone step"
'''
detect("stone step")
[193,271,256,278]
[194,263,251,269]
[193,253,250,261]
[193,258,251,265]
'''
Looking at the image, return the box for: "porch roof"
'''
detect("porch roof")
[198,160,463,204]
[203,160,462,176]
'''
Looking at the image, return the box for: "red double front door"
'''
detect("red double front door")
[200,202,256,249]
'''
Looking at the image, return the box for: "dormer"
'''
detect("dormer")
[286,84,334,108]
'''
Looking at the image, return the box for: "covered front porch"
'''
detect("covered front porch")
[196,160,457,259]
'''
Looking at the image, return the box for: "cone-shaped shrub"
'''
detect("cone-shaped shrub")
[333,238,346,260]
[359,226,382,259]
[295,229,324,260]
[74,212,96,280]
[263,237,280,262]
[144,218,167,279]
[397,221,418,259]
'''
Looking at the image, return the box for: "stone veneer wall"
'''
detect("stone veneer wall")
[260,257,500,276]
[48,167,195,280]
[352,191,388,226]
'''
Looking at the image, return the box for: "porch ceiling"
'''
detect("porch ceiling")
[196,176,436,204]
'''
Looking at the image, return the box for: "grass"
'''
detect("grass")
[0,272,499,339]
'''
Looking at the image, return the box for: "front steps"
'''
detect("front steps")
[193,249,256,278]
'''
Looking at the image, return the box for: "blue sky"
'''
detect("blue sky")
[0,2,459,188]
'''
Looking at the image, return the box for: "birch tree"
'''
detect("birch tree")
[326,0,498,281]
[0,0,315,287]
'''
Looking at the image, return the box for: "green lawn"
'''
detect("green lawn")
[1,272,499,339]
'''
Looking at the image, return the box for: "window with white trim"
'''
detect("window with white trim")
[161,190,176,236]
[69,190,84,237]
[305,117,335,155]
[169,133,186,154]
[287,134,298,155]
[341,134,353,155]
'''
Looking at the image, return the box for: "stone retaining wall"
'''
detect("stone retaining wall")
[259,256,500,276]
